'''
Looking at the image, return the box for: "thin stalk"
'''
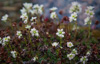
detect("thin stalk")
[28,31,32,44]
[60,38,62,47]
[24,37,27,44]
[59,37,62,63]
[28,31,33,56]
[8,42,12,50]
[88,23,91,39]
[74,21,77,41]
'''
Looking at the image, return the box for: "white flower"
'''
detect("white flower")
[89,11,94,17]
[67,53,75,60]
[2,36,10,46]
[30,28,39,37]
[30,9,38,15]
[38,8,43,15]
[3,36,10,42]
[30,17,37,21]
[56,29,65,38]
[85,6,94,17]
[25,25,31,29]
[32,4,44,15]
[67,42,73,48]
[38,5,44,15]
[20,13,28,21]
[69,2,81,13]
[32,56,38,61]
[20,7,27,14]
[11,51,17,58]
[33,4,39,9]
[16,31,22,38]
[87,6,94,10]
[86,51,91,56]
[52,42,59,47]
[80,56,88,64]
[72,49,78,55]
[24,19,28,24]
[84,17,91,25]
[1,14,8,22]
[20,13,28,24]
[69,12,77,22]
[50,7,58,11]
[23,3,32,11]
[50,12,57,19]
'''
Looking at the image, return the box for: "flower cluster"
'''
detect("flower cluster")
[79,51,91,64]
[0,36,10,46]
[67,42,78,60]
[84,6,94,25]
[23,3,33,13]
[11,51,17,58]
[50,7,58,19]
[69,2,81,13]
[85,6,94,18]
[69,12,77,22]
[31,4,44,15]
[0,1,99,64]
[1,14,8,22]
[20,13,28,24]
[69,2,81,23]
[20,3,44,24]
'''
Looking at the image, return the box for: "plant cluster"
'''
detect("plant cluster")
[0,2,100,64]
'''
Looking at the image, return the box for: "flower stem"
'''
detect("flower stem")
[60,38,62,47]
[88,23,91,39]
[28,31,32,44]
[28,31,33,56]
[8,42,12,50]
[74,21,77,41]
